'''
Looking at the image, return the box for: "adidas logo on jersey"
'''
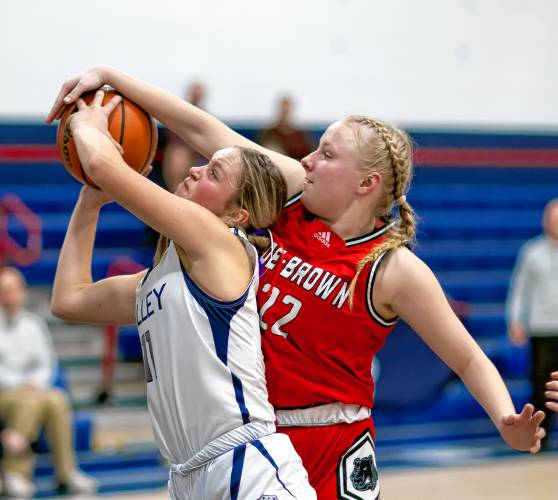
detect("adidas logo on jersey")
[314,231,331,247]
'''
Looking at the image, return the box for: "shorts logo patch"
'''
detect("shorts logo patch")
[350,455,378,492]
[338,430,380,499]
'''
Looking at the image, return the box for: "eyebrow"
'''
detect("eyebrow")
[210,159,228,178]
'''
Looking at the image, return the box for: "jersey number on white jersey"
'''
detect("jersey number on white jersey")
[141,330,158,383]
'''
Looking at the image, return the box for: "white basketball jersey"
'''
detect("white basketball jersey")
[135,233,275,466]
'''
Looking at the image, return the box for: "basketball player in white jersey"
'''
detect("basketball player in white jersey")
[50,90,316,499]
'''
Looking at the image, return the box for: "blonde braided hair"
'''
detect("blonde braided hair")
[345,116,417,308]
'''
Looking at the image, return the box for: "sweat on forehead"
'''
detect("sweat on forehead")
[212,147,239,162]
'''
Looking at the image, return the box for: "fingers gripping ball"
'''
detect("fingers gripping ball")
[56,89,158,187]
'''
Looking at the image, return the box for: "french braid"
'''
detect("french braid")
[345,116,417,308]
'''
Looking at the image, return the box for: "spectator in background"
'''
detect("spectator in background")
[259,95,314,160]
[161,81,207,192]
[0,267,97,497]
[507,199,558,450]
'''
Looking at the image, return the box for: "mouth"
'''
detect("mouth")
[304,177,313,184]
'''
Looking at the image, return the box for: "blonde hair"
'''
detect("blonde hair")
[154,146,287,263]
[344,116,417,308]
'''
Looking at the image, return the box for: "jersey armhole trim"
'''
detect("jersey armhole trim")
[139,266,153,286]
[366,252,398,327]
[175,237,254,308]
[180,261,252,308]
[284,191,302,208]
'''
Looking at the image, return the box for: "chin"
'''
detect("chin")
[175,187,190,200]
[300,192,321,216]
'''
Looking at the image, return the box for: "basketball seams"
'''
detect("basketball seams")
[56,90,157,187]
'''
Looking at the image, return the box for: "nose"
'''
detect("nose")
[301,152,314,172]
[189,165,202,180]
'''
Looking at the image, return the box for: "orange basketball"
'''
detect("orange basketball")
[56,89,158,187]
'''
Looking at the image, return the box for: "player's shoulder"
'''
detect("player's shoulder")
[375,246,436,297]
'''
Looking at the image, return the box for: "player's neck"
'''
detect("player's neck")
[320,211,377,241]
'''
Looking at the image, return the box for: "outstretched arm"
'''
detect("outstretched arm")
[51,186,143,324]
[377,248,545,453]
[46,65,305,197]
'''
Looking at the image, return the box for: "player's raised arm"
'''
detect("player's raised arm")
[50,184,144,325]
[46,65,305,197]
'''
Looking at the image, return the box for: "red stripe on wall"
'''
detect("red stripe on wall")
[0,145,60,162]
[2,145,558,167]
[415,148,558,167]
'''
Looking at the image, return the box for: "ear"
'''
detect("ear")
[357,171,382,195]
[228,208,250,227]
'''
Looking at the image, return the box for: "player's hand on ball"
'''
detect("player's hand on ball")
[546,371,558,413]
[46,65,108,124]
[70,90,124,154]
[500,403,546,453]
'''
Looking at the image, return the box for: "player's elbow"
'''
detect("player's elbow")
[50,295,71,320]
[50,294,81,321]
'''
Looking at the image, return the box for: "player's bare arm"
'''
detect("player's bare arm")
[50,186,143,325]
[376,247,544,452]
[46,65,305,198]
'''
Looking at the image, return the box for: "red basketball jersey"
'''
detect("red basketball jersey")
[259,195,398,410]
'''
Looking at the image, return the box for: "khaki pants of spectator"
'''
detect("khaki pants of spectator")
[0,387,76,482]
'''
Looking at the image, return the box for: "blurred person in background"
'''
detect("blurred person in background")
[143,82,208,249]
[259,95,314,160]
[507,199,558,450]
[0,267,97,497]
[161,81,207,192]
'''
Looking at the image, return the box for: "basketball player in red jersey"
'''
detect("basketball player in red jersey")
[48,66,546,500]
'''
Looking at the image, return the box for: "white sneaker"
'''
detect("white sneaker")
[58,469,98,495]
[3,472,36,498]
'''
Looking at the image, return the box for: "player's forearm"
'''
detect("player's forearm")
[102,65,248,159]
[50,196,100,318]
[457,351,516,431]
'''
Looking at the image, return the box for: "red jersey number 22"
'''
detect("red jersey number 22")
[259,284,302,338]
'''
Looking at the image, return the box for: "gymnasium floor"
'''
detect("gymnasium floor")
[73,453,558,500]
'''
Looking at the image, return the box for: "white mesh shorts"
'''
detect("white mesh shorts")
[168,432,316,500]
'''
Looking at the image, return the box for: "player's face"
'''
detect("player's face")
[175,147,242,217]
[300,122,363,221]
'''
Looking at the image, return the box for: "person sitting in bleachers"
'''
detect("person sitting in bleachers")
[0,267,97,498]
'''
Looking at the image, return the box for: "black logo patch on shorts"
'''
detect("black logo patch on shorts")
[337,430,380,499]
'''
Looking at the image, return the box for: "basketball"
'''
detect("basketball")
[56,89,158,187]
